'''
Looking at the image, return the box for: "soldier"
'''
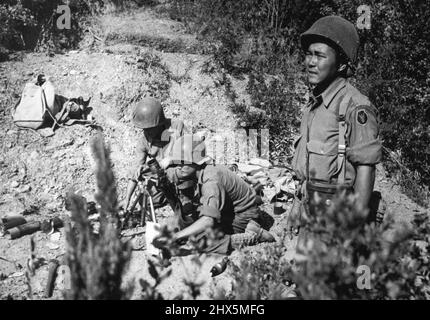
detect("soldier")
[157,134,275,254]
[289,16,382,231]
[121,97,186,211]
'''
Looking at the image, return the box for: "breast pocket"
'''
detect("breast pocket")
[307,139,338,181]
[307,140,337,156]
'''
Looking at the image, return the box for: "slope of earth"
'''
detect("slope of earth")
[0,5,248,299]
[0,6,428,300]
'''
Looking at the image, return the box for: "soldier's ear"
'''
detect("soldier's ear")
[338,63,347,73]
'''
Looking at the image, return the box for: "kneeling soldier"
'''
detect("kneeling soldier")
[160,134,275,254]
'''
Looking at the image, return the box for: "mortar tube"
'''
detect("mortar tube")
[7,221,41,240]
[1,216,27,233]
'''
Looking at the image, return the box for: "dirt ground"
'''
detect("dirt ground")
[0,6,428,300]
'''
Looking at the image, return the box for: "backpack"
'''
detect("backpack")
[13,75,61,130]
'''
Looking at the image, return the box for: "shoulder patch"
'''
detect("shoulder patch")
[357,109,368,125]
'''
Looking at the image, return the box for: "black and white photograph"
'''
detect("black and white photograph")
[0,0,429,306]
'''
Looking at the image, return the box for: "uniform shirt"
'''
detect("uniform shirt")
[196,165,257,226]
[129,119,185,180]
[292,77,382,186]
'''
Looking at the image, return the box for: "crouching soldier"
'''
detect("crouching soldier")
[158,134,275,255]
[121,97,186,211]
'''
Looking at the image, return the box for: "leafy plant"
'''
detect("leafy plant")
[228,191,430,300]
[139,224,226,300]
[226,233,293,300]
[293,191,430,299]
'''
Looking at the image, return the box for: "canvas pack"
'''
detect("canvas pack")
[13,75,61,130]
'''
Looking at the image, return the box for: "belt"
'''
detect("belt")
[306,180,353,195]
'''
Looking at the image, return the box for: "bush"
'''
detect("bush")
[0,1,37,50]
[64,135,132,299]
[228,193,430,300]
[291,192,430,299]
[0,0,87,51]
[0,0,149,53]
[226,235,292,300]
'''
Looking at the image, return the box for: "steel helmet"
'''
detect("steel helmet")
[300,16,359,64]
[131,97,166,129]
[169,134,211,165]
[166,165,198,190]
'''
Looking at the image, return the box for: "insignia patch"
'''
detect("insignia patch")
[357,110,368,125]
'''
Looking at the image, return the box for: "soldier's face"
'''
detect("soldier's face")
[305,42,339,85]
[144,125,163,142]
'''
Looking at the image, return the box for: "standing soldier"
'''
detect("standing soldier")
[121,97,186,211]
[289,16,382,231]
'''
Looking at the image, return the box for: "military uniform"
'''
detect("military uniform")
[198,164,259,233]
[174,164,260,254]
[292,77,382,214]
[129,119,185,206]
[161,134,275,254]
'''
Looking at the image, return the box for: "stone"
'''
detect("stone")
[46,242,60,250]
[17,185,31,193]
[29,151,38,160]
[249,158,271,168]
[46,202,58,211]
[10,181,20,188]
[38,128,55,137]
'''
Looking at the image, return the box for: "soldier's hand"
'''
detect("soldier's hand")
[286,197,302,239]
[137,164,151,177]
[152,235,170,249]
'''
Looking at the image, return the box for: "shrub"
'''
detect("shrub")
[0,0,149,53]
[0,0,87,51]
[0,1,37,50]
[226,235,292,300]
[291,192,430,299]
[228,192,430,300]
[64,135,132,299]
[139,225,224,300]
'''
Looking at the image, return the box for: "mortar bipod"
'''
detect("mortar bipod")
[141,181,157,225]
[123,177,157,228]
